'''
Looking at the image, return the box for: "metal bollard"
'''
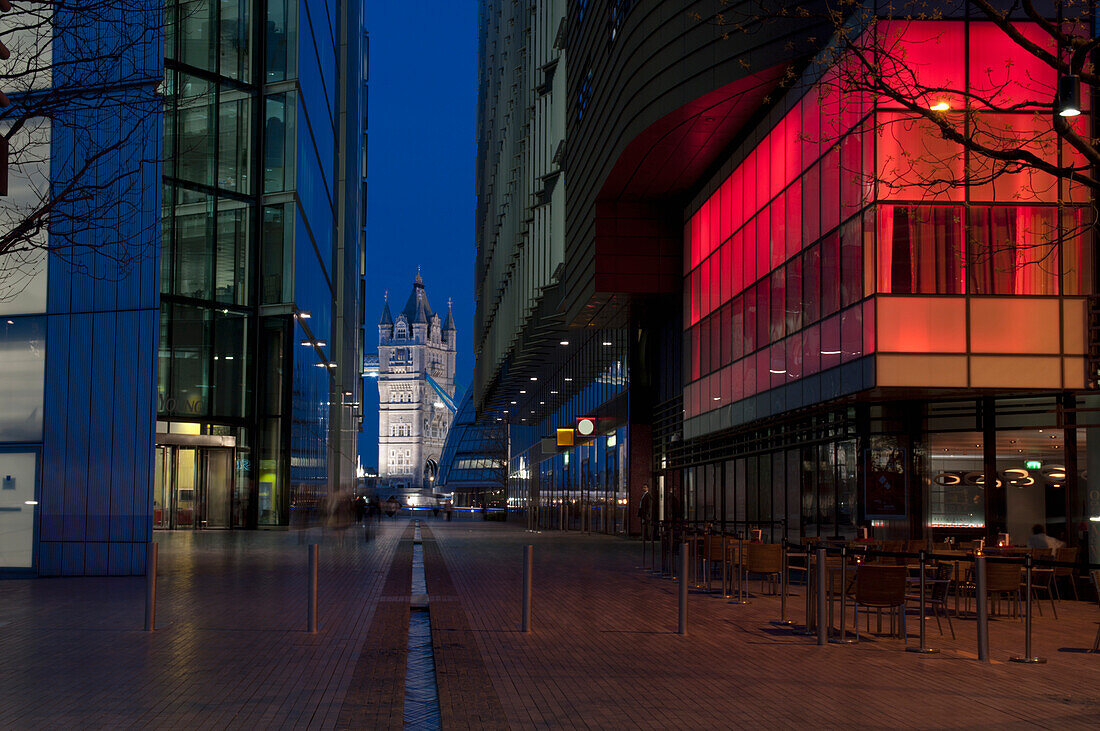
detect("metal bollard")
[519,545,532,628]
[1011,555,1046,664]
[832,546,856,643]
[722,536,730,598]
[772,540,793,626]
[975,555,988,662]
[907,550,939,654]
[308,543,319,633]
[816,545,827,646]
[678,542,688,636]
[144,542,158,632]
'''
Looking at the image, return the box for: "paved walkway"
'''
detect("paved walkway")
[1,517,1098,728]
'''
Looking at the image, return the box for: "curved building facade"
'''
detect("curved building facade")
[476,1,1099,561]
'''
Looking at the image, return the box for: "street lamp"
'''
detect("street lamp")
[1057,74,1081,117]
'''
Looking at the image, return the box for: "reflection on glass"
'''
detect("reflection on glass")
[0,318,45,441]
[216,199,251,305]
[266,0,297,82]
[264,93,296,192]
[927,432,986,530]
[175,74,215,187]
[218,90,253,193]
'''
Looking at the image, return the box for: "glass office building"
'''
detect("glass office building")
[0,0,365,575]
[157,0,366,530]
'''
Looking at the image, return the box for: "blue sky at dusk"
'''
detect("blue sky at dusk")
[360,2,478,469]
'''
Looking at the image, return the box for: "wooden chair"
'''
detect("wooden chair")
[853,565,908,642]
[966,562,1022,618]
[1052,547,1079,600]
[746,543,783,595]
[1026,548,1058,618]
[703,534,728,593]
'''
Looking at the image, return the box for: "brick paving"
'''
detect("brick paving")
[421,524,509,729]
[335,523,414,730]
[1,515,1098,729]
[428,520,1100,729]
[0,520,409,729]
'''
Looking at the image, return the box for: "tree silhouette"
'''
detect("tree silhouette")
[0,0,161,303]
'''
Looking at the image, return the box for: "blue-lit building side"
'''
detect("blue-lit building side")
[17,6,163,575]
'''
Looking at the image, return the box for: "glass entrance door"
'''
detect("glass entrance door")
[153,445,234,529]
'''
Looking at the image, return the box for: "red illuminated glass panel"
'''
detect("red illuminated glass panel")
[840,217,863,307]
[966,207,1059,295]
[1061,209,1094,296]
[877,205,964,294]
[967,23,1056,110]
[876,113,964,202]
[969,114,1058,203]
[874,21,965,111]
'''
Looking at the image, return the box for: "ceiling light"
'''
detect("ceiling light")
[560,340,569,346]
[564,377,573,382]
[530,377,538,381]
[298,311,312,319]
[602,341,612,346]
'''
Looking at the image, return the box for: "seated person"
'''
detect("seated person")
[1026,523,1065,550]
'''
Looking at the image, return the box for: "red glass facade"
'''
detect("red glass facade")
[684,20,1093,420]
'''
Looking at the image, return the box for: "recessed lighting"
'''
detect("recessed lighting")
[560,340,570,346]
[511,401,517,404]
[769,369,786,374]
[503,410,509,413]
[713,397,721,401]
[530,377,538,381]
[519,390,526,394]
[820,350,841,355]
[539,401,545,405]
[564,377,573,382]
[550,390,558,394]
[602,341,612,346]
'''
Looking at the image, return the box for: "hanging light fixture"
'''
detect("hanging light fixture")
[1057,74,1081,117]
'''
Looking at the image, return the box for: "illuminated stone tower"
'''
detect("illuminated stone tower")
[377,271,457,495]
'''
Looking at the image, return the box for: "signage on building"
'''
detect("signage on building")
[575,416,596,437]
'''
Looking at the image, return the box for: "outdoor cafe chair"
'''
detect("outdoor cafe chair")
[1052,547,1079,601]
[964,561,1022,618]
[853,565,908,642]
[1025,548,1058,619]
[746,543,783,595]
[905,562,955,639]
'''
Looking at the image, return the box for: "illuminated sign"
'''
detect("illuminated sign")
[556,428,574,447]
[1024,460,1042,470]
[576,417,596,437]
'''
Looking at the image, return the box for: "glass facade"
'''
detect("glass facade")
[157,0,364,529]
[672,20,1096,557]
[684,20,1092,421]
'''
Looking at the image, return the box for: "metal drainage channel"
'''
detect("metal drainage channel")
[404,521,441,730]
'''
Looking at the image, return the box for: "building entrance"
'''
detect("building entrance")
[154,445,234,529]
